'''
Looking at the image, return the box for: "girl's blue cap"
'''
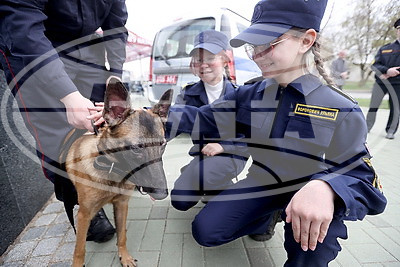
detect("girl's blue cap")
[190,30,229,56]
[395,18,400,29]
[230,0,328,47]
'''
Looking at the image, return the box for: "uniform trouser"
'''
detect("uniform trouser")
[191,176,348,266]
[366,82,400,134]
[171,154,247,211]
[0,43,108,185]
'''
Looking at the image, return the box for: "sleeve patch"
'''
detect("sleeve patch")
[363,158,383,193]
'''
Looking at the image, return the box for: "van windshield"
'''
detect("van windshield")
[153,18,216,60]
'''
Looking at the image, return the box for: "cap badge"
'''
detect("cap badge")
[251,4,263,24]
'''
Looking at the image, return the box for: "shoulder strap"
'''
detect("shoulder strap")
[328,85,357,104]
[182,82,196,91]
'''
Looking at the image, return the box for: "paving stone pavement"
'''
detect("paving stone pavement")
[1,100,400,266]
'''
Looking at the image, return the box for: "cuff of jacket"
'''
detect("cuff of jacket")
[220,143,248,156]
[311,173,354,220]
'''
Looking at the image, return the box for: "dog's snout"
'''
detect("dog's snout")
[141,187,169,200]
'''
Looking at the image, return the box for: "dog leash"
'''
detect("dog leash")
[91,120,99,135]
[59,128,88,233]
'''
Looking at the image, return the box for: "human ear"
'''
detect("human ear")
[299,29,317,54]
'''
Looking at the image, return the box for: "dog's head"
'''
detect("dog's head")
[99,76,172,200]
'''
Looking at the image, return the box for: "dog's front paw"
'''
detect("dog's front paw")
[119,253,137,267]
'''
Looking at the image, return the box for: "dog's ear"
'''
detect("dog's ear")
[103,76,131,126]
[152,89,173,118]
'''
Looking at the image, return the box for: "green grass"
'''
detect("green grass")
[355,98,389,109]
[342,80,389,109]
[343,80,374,91]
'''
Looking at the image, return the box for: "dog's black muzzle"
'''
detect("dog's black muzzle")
[140,187,169,200]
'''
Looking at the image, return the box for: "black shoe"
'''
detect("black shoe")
[385,133,395,139]
[249,231,275,242]
[86,208,116,243]
[248,210,282,242]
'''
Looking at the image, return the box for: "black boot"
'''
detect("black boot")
[249,210,282,242]
[86,208,116,243]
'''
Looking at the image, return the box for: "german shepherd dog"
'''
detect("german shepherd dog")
[63,77,172,266]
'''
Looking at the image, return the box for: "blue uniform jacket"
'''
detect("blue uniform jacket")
[0,0,128,99]
[175,78,234,107]
[372,40,400,85]
[173,78,248,158]
[167,74,387,221]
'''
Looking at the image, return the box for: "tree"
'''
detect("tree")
[326,0,400,86]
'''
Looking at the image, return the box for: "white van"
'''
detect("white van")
[147,8,261,105]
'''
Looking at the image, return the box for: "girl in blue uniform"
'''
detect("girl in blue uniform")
[170,30,248,211]
[166,0,387,265]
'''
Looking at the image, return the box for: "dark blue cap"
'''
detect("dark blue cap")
[395,18,400,29]
[230,0,328,47]
[190,30,229,55]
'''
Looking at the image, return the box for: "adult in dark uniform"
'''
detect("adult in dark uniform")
[166,0,387,265]
[0,0,128,242]
[366,18,400,139]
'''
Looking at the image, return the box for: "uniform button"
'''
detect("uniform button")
[345,209,350,216]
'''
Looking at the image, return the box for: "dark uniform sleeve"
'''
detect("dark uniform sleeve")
[166,88,239,139]
[174,84,192,105]
[174,91,185,105]
[371,46,389,75]
[218,137,249,159]
[313,105,387,221]
[165,84,195,140]
[217,81,249,156]
[0,0,78,99]
[101,0,128,76]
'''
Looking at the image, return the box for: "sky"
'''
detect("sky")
[125,0,349,41]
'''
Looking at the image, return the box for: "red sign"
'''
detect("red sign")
[155,75,178,84]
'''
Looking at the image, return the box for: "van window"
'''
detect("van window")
[220,14,231,39]
[153,18,216,60]
[237,23,247,34]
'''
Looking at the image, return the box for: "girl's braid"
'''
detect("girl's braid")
[311,37,336,87]
[224,65,233,82]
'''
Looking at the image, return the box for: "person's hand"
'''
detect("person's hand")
[379,74,389,80]
[386,67,400,78]
[201,143,224,156]
[60,91,95,131]
[285,179,336,252]
[340,71,349,79]
[87,102,105,126]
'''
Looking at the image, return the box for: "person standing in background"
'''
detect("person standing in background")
[366,18,400,139]
[330,50,349,90]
